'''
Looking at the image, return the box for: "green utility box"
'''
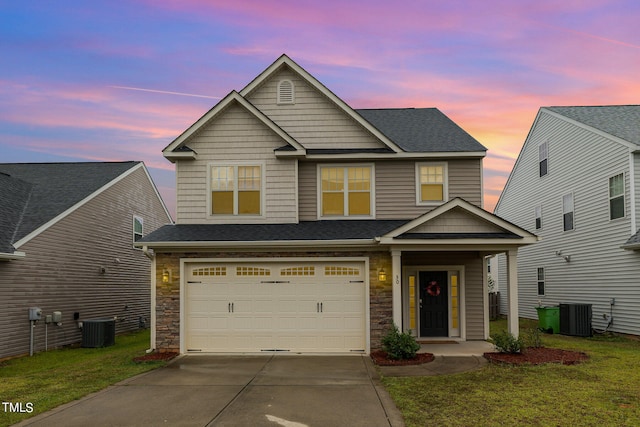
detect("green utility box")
[536,306,560,334]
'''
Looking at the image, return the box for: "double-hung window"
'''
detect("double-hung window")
[133,215,143,247]
[535,205,542,230]
[539,141,548,177]
[320,165,373,217]
[416,163,447,204]
[210,164,263,216]
[562,193,574,231]
[609,173,625,220]
[537,267,545,296]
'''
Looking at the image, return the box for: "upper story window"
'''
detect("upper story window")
[133,215,143,245]
[210,163,263,216]
[319,165,373,218]
[535,205,542,230]
[562,193,574,231]
[539,141,548,177]
[416,163,448,205]
[277,79,295,104]
[609,173,625,220]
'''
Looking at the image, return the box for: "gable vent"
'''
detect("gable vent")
[277,79,294,104]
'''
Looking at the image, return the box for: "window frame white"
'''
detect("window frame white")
[537,267,545,296]
[316,163,375,220]
[562,192,574,232]
[415,162,449,206]
[208,161,266,218]
[133,215,143,247]
[608,172,625,221]
[535,205,542,230]
[539,141,548,177]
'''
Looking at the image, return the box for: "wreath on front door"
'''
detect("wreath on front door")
[427,280,441,297]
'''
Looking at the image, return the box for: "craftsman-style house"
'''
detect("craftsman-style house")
[138,55,536,354]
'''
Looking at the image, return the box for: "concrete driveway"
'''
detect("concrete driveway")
[16,355,403,427]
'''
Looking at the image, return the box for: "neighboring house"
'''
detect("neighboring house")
[0,161,172,359]
[138,55,536,355]
[495,105,640,335]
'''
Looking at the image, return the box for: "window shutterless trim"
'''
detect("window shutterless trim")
[208,161,266,218]
[316,163,375,219]
[415,161,448,206]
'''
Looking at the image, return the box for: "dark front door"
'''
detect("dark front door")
[419,271,448,337]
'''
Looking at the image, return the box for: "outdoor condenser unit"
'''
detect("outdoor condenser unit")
[559,303,592,337]
[81,318,116,348]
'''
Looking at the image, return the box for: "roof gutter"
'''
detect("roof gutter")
[135,239,378,250]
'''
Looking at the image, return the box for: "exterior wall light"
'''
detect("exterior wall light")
[378,268,387,282]
[162,269,172,284]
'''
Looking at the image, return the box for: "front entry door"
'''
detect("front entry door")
[419,271,448,337]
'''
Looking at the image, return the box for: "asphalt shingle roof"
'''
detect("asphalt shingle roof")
[0,162,139,252]
[546,105,640,147]
[625,230,640,247]
[138,220,410,243]
[356,108,487,153]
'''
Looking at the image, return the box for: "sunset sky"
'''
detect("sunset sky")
[2,1,639,218]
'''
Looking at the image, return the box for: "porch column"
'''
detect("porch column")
[506,249,520,338]
[391,250,402,329]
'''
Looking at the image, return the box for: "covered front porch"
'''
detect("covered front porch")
[379,198,538,341]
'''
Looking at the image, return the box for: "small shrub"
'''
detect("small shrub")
[521,328,542,348]
[490,330,523,353]
[382,324,420,360]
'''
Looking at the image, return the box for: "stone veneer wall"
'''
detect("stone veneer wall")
[153,250,393,353]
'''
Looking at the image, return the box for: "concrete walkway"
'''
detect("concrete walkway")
[15,355,404,427]
[378,341,494,377]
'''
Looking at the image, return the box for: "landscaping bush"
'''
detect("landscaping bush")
[521,327,542,348]
[490,330,523,353]
[382,324,420,360]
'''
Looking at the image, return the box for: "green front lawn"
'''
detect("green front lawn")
[382,318,640,426]
[0,329,166,426]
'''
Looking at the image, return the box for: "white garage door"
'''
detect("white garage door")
[185,260,367,353]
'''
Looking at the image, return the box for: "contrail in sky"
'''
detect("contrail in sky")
[109,85,222,99]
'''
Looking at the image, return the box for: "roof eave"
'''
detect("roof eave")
[163,151,198,163]
[134,239,378,249]
[0,251,26,261]
[303,151,487,160]
[379,237,538,247]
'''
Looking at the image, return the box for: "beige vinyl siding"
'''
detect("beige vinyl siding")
[495,110,640,335]
[299,159,482,220]
[245,67,387,150]
[0,168,170,359]
[175,102,298,224]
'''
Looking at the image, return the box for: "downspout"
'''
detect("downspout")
[629,151,637,235]
[142,245,156,354]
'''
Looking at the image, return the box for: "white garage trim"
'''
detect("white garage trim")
[180,257,370,354]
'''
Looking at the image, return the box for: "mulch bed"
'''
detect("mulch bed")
[483,347,588,365]
[370,350,435,366]
[133,352,179,363]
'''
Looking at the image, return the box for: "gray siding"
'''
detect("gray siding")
[495,110,640,335]
[299,159,482,220]
[0,167,170,359]
[175,102,298,224]
[246,67,387,150]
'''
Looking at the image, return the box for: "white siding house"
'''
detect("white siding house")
[495,106,640,335]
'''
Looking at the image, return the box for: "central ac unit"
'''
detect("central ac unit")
[559,303,592,337]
